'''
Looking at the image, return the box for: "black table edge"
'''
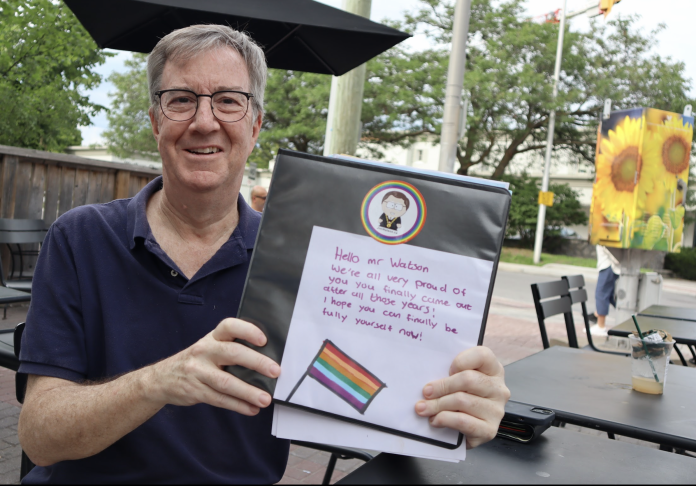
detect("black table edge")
[552,408,696,452]
[608,328,696,347]
[638,311,696,323]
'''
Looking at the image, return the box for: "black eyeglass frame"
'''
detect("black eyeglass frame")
[155,89,255,123]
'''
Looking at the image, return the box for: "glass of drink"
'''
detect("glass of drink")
[629,333,675,395]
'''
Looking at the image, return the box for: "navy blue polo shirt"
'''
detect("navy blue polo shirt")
[18,177,289,484]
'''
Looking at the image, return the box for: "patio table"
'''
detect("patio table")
[608,314,696,366]
[638,304,696,322]
[503,346,696,451]
[337,425,695,484]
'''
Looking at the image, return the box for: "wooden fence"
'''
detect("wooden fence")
[0,144,161,225]
[0,144,162,279]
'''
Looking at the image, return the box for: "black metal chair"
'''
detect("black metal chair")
[530,279,578,349]
[530,282,619,440]
[562,275,629,357]
[0,222,33,320]
[0,219,48,293]
[11,323,371,483]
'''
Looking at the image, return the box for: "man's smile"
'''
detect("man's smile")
[186,146,222,155]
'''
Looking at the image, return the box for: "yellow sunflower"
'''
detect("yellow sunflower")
[636,115,692,218]
[594,116,646,222]
[651,115,693,179]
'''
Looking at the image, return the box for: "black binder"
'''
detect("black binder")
[228,149,511,448]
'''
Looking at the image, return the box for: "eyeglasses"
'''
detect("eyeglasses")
[155,89,254,123]
[385,202,404,211]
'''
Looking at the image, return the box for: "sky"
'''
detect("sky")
[79,0,696,146]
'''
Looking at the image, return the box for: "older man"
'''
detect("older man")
[250,185,267,212]
[17,25,509,483]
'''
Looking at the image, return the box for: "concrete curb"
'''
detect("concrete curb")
[497,262,599,281]
[497,262,696,297]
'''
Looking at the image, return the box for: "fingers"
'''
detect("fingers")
[423,369,500,401]
[211,318,267,347]
[207,318,280,378]
[426,411,497,449]
[416,391,500,422]
[156,318,282,413]
[197,366,272,412]
[414,346,510,450]
[415,391,506,450]
[449,346,503,377]
[199,339,280,379]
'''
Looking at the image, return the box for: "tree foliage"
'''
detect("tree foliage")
[249,69,331,166]
[102,0,694,178]
[102,54,159,160]
[502,173,587,247]
[365,0,695,179]
[0,0,109,152]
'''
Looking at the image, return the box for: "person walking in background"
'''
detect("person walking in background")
[250,185,267,212]
[590,245,620,336]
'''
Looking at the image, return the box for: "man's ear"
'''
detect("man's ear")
[251,111,262,142]
[149,106,160,140]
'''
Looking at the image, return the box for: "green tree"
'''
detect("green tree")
[363,0,695,179]
[102,54,159,160]
[0,0,110,152]
[502,173,587,247]
[102,0,694,179]
[250,69,331,167]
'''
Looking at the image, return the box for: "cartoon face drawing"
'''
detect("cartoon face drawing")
[362,181,426,244]
[378,191,410,231]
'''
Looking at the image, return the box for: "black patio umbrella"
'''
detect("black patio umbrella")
[64,0,410,76]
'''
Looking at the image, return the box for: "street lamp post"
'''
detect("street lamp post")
[532,0,568,264]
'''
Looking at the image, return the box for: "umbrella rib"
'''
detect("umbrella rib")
[264,24,302,56]
[294,36,337,76]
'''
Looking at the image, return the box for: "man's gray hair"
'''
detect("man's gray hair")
[147,24,267,119]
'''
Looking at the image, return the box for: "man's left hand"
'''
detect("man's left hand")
[415,346,510,449]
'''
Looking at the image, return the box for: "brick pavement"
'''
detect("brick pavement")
[0,301,690,484]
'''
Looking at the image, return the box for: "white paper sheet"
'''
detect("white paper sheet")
[274,226,493,445]
[273,404,466,462]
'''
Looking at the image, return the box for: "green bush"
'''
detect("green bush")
[501,173,588,249]
[664,248,696,281]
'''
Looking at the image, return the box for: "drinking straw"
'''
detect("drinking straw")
[631,315,660,383]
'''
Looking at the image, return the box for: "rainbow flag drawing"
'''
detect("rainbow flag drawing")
[286,340,386,414]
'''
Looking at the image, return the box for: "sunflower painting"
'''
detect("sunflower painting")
[589,108,694,252]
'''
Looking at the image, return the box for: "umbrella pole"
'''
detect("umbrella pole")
[323,0,372,157]
[438,0,473,174]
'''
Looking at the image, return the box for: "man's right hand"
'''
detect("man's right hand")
[147,317,280,415]
[19,318,279,466]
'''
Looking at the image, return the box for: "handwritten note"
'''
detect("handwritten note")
[274,226,494,445]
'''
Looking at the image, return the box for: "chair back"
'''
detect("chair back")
[530,279,577,349]
[0,219,47,244]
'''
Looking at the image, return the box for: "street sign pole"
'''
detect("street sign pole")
[532,0,567,264]
[438,0,472,174]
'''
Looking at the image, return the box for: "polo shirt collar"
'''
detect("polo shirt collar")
[126,176,258,251]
